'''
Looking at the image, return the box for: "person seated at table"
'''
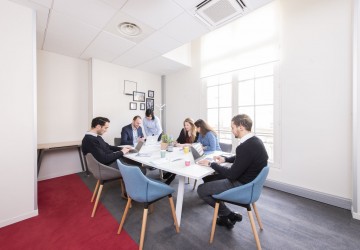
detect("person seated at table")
[175,117,199,147]
[143,109,162,141]
[197,114,268,229]
[82,117,146,174]
[194,119,221,154]
[82,117,130,169]
[120,115,145,146]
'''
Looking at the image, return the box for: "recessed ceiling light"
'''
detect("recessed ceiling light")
[117,22,142,37]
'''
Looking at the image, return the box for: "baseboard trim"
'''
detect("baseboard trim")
[0,209,38,228]
[352,207,360,220]
[265,180,352,210]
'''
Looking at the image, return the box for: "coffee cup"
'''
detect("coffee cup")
[183,146,189,154]
[160,150,166,158]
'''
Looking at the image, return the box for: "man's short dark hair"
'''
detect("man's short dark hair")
[133,115,141,121]
[232,114,252,131]
[91,117,110,128]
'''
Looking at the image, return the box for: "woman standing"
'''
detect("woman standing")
[194,119,221,153]
[175,118,198,147]
[143,109,162,141]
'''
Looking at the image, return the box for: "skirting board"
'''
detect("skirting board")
[265,180,352,210]
[352,207,360,220]
[0,209,38,228]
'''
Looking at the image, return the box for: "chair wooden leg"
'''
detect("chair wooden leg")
[91,184,103,217]
[210,202,220,243]
[91,180,100,202]
[120,179,127,199]
[139,208,148,250]
[118,197,132,234]
[168,196,180,233]
[252,203,263,230]
[192,180,197,191]
[248,210,262,250]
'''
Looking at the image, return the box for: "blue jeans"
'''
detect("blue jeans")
[197,177,242,216]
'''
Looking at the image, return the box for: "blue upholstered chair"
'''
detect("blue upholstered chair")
[116,160,180,250]
[210,166,269,250]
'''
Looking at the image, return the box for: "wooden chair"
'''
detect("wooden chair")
[117,160,179,250]
[210,166,269,250]
[85,154,126,217]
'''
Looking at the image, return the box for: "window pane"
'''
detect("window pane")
[236,67,255,81]
[254,63,274,78]
[255,76,273,105]
[207,86,218,108]
[219,84,231,107]
[238,80,254,106]
[257,134,273,162]
[219,108,232,131]
[207,109,218,130]
[218,73,232,84]
[219,131,232,144]
[205,76,218,87]
[255,105,273,134]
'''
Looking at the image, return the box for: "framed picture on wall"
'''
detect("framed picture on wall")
[133,91,145,102]
[129,102,137,110]
[140,103,145,110]
[146,98,154,110]
[148,90,154,98]
[124,80,137,95]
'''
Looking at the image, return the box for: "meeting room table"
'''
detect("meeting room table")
[124,143,219,226]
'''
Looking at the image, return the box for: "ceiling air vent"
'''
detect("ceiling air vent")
[194,0,248,27]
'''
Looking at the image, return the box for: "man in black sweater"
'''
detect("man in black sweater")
[82,117,130,169]
[197,114,268,229]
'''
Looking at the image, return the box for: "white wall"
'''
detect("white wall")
[0,1,37,227]
[166,0,353,200]
[37,50,89,180]
[91,59,162,144]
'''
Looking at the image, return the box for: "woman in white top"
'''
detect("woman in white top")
[143,109,162,140]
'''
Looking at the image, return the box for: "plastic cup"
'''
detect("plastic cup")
[160,150,166,158]
[183,146,189,154]
[185,160,191,166]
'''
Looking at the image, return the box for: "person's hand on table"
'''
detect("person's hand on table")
[197,159,212,167]
[213,155,225,164]
[121,147,130,154]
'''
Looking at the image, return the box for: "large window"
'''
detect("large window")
[204,62,274,162]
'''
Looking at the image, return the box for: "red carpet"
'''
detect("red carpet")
[0,174,138,250]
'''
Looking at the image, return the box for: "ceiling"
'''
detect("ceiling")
[10,0,272,75]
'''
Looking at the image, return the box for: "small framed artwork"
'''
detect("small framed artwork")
[140,103,145,110]
[146,98,154,110]
[133,91,145,102]
[129,102,137,110]
[124,80,137,95]
[148,90,154,98]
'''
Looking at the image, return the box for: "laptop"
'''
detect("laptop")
[191,143,205,161]
[145,135,158,145]
[128,141,144,153]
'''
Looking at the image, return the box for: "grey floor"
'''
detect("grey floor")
[78,171,360,250]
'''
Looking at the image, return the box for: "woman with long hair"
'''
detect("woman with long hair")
[175,118,198,147]
[194,119,221,153]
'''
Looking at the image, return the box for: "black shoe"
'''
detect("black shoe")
[163,172,172,179]
[228,212,242,225]
[148,167,156,171]
[216,216,234,229]
[165,174,176,185]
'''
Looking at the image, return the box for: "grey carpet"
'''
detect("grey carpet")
[78,171,360,250]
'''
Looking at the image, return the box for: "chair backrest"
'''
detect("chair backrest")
[250,166,269,203]
[117,160,174,203]
[213,166,269,205]
[114,137,122,146]
[85,153,121,181]
[219,142,232,153]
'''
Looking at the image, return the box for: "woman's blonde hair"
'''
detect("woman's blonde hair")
[183,118,197,143]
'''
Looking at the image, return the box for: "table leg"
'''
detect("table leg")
[77,146,85,172]
[175,176,185,226]
[37,149,45,177]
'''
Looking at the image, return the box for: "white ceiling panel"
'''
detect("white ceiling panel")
[81,31,136,61]
[99,0,127,10]
[30,0,52,8]
[139,31,182,54]
[121,0,184,29]
[53,0,117,29]
[112,44,160,68]
[44,11,100,57]
[173,0,203,10]
[135,56,189,75]
[161,12,210,44]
